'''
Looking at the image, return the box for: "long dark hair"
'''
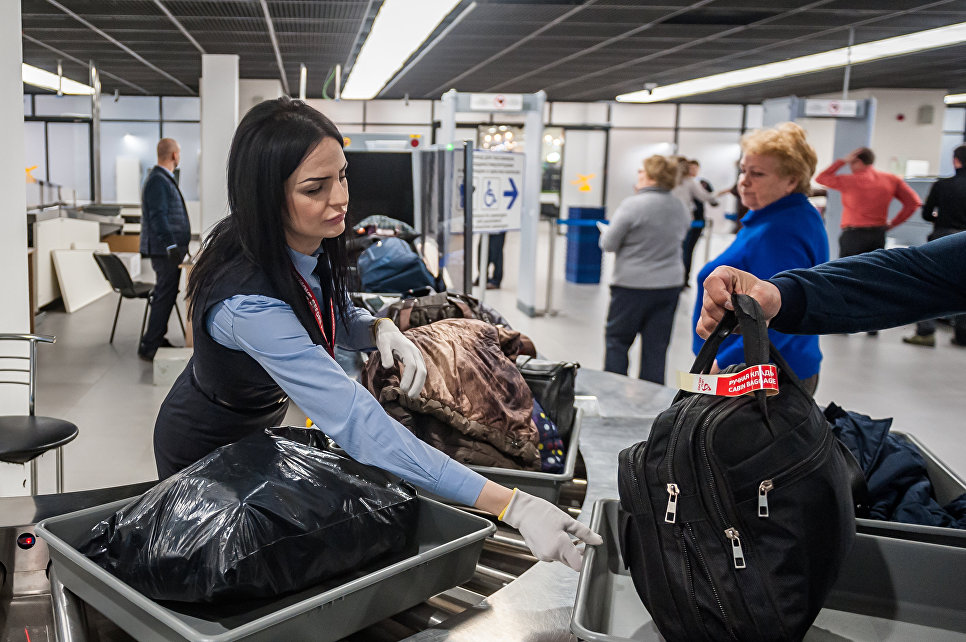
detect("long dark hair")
[187,97,351,330]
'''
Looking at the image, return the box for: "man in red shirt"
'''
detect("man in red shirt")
[815,147,922,258]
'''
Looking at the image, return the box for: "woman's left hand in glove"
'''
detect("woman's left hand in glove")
[374,319,427,398]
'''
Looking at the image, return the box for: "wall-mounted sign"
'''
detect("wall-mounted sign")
[454,151,524,233]
[469,93,524,112]
[803,99,860,118]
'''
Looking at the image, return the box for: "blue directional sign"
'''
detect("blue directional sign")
[503,178,518,209]
[453,151,524,232]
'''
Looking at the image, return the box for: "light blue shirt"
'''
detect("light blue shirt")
[205,245,487,506]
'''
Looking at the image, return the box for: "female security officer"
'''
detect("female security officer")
[153,97,599,570]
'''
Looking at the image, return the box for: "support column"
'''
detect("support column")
[200,55,239,236]
[0,1,31,494]
[517,91,545,317]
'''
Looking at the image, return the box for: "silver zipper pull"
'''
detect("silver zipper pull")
[725,527,746,569]
[665,483,680,523]
[758,479,774,518]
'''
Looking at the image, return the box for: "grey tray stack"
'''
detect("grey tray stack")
[37,496,495,642]
[572,499,966,642]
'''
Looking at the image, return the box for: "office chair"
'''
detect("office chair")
[92,252,185,344]
[0,334,78,494]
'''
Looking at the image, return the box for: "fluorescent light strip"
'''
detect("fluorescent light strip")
[618,21,966,103]
[22,63,93,95]
[342,0,460,100]
[945,93,966,104]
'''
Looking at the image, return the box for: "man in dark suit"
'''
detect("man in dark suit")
[139,138,190,361]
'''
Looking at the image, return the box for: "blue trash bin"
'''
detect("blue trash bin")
[564,206,604,284]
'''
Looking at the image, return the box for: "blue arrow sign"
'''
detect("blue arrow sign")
[503,178,519,209]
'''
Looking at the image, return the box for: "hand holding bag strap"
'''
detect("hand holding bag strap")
[397,298,416,332]
[690,309,737,375]
[689,294,770,375]
[687,294,774,419]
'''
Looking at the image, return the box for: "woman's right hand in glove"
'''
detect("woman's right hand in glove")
[476,482,602,571]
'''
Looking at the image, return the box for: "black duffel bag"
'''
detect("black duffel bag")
[81,426,417,603]
[617,294,865,642]
[515,355,579,438]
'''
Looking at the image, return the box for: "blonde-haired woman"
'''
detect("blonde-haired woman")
[691,122,828,393]
[599,155,689,384]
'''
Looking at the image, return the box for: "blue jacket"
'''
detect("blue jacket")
[692,192,829,379]
[140,166,190,257]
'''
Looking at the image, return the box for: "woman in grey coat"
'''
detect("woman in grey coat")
[598,155,690,384]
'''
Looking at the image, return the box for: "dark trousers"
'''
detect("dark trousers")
[682,225,703,282]
[915,228,966,341]
[486,232,505,286]
[839,226,887,258]
[141,250,185,354]
[604,285,681,385]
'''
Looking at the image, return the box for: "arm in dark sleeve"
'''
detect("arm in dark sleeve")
[769,233,966,334]
[142,177,175,248]
[921,182,938,222]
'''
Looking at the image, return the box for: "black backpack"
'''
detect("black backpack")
[617,294,865,642]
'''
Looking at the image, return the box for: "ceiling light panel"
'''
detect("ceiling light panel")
[341,0,461,100]
[22,63,93,95]
[618,21,966,103]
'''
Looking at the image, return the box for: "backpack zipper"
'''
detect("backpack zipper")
[678,526,707,634]
[664,395,714,523]
[758,480,774,517]
[756,427,834,519]
[686,523,737,640]
[696,397,749,569]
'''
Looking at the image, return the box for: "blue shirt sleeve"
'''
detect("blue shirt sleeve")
[206,294,487,506]
[336,295,379,351]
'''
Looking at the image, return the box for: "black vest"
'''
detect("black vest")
[191,256,327,409]
[154,255,329,478]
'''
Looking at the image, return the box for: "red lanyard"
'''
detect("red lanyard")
[293,269,336,357]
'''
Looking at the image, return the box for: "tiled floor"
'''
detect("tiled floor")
[20,229,966,493]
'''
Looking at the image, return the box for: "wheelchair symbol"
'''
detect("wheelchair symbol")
[484,180,498,208]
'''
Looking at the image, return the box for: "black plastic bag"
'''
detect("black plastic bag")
[80,427,418,603]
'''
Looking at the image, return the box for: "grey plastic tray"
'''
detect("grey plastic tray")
[571,499,966,641]
[855,430,966,544]
[37,495,495,642]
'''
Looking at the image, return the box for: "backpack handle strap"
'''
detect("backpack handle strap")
[689,294,810,421]
[691,294,769,375]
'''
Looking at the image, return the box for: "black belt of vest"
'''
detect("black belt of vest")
[190,364,288,414]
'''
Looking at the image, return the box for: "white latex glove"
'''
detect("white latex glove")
[374,320,427,399]
[501,489,603,571]
[595,220,608,233]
